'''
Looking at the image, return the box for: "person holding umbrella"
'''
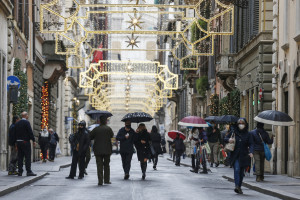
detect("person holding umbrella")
[134,123,151,180]
[250,122,273,182]
[207,121,222,168]
[173,133,185,166]
[225,118,253,194]
[116,120,136,180]
[189,127,199,172]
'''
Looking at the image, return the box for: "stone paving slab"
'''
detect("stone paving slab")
[166,155,300,200]
[0,156,72,197]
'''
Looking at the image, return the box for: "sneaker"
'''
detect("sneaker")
[234,187,243,194]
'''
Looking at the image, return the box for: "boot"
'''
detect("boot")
[256,175,262,182]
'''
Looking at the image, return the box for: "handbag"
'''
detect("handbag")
[258,132,272,161]
[204,142,211,154]
[221,149,227,158]
[224,133,235,152]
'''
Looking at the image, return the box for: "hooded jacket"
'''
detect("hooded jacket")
[225,118,254,167]
[250,123,273,152]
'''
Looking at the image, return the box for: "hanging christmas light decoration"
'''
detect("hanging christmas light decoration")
[41,81,49,129]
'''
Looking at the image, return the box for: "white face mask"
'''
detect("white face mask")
[238,124,245,130]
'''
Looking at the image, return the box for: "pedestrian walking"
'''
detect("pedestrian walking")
[38,127,50,162]
[189,127,199,172]
[66,121,90,180]
[207,121,222,167]
[134,123,151,180]
[225,118,254,194]
[84,144,91,175]
[90,116,114,186]
[116,120,136,180]
[48,128,59,162]
[250,122,273,182]
[14,112,37,176]
[150,125,162,170]
[173,133,185,166]
[8,116,20,175]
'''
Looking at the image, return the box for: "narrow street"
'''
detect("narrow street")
[1,155,278,200]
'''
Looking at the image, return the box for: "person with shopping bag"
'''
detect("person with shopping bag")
[207,121,222,168]
[250,122,273,182]
[224,118,254,194]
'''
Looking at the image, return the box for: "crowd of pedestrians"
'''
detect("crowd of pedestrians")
[8,111,274,195]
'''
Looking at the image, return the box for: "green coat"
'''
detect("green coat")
[90,125,114,156]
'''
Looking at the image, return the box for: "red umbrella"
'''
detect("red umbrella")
[178,116,208,128]
[168,130,186,140]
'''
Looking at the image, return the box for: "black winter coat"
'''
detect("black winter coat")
[207,127,222,143]
[225,119,254,168]
[150,131,162,155]
[250,128,273,152]
[134,130,151,161]
[8,124,16,146]
[173,138,185,153]
[116,127,136,154]
[14,119,35,142]
[74,128,90,156]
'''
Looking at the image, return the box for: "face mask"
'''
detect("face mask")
[238,124,245,130]
[125,125,131,129]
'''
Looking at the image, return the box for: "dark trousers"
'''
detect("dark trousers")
[40,143,48,160]
[49,144,56,160]
[153,154,158,168]
[254,151,265,176]
[8,146,18,172]
[69,150,85,178]
[95,155,110,184]
[120,152,133,174]
[175,150,182,165]
[17,141,32,174]
[191,154,195,169]
[140,161,147,175]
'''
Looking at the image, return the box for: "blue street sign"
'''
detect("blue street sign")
[67,117,74,121]
[7,76,21,90]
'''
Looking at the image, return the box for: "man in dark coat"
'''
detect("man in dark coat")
[116,120,136,180]
[66,120,90,179]
[207,121,222,167]
[150,125,162,170]
[90,116,114,185]
[173,133,185,166]
[48,128,59,161]
[225,118,254,194]
[250,122,273,182]
[14,112,36,176]
[8,116,20,175]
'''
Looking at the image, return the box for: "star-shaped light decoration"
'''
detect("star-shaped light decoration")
[126,10,144,30]
[129,0,146,5]
[125,34,140,49]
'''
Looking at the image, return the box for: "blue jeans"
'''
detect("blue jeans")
[233,159,245,187]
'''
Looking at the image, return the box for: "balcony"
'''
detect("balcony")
[216,54,236,91]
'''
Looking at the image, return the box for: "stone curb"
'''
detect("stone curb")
[0,162,71,197]
[0,173,48,197]
[222,175,300,200]
[166,157,300,200]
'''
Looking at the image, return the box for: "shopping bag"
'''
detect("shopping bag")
[204,143,211,154]
[224,133,235,152]
[221,149,227,158]
[56,145,62,155]
[264,143,272,161]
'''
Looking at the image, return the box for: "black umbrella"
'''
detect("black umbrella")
[204,116,221,123]
[121,112,153,123]
[254,110,295,126]
[85,110,113,120]
[218,115,239,124]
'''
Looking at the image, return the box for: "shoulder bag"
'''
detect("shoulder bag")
[224,133,235,152]
[258,132,272,161]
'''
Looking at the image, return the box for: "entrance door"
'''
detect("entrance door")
[284,91,289,174]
